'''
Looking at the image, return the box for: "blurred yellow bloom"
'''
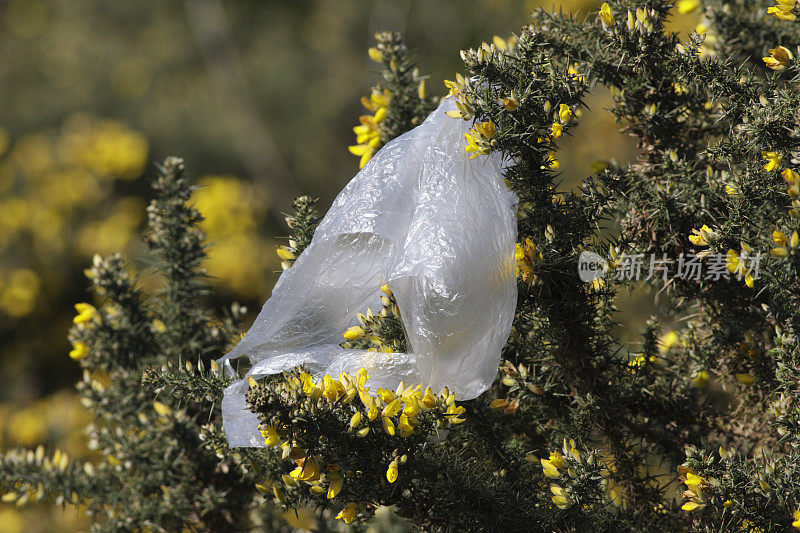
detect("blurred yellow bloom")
[735,373,756,385]
[0,269,40,318]
[152,401,172,417]
[69,341,89,361]
[693,370,710,388]
[792,510,800,530]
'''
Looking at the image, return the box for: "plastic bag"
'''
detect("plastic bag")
[218,96,518,447]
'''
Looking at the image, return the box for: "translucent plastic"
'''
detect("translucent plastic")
[218,97,518,446]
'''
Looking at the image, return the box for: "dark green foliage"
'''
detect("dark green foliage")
[3,4,800,531]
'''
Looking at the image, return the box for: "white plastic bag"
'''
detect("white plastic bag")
[218,96,518,447]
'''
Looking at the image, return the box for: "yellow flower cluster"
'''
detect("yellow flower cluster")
[567,63,585,83]
[349,88,391,169]
[68,302,98,361]
[770,229,799,258]
[515,238,542,285]
[763,46,794,70]
[443,73,475,120]
[688,224,717,247]
[464,120,497,159]
[726,243,757,288]
[193,176,270,295]
[782,168,800,218]
[680,468,714,512]
[768,0,798,21]
[257,367,465,523]
[341,284,404,352]
[624,7,656,34]
[538,439,585,510]
[627,353,656,371]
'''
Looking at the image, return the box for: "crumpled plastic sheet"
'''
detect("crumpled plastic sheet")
[218,96,518,447]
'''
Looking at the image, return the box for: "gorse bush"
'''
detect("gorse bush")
[3,1,800,530]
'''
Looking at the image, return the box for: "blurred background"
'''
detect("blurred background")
[0,0,698,530]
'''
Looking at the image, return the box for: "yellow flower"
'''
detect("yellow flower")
[792,510,800,530]
[290,457,321,482]
[368,47,383,63]
[763,151,783,172]
[558,103,572,124]
[771,229,799,257]
[550,485,572,509]
[682,501,705,511]
[464,120,496,159]
[444,73,467,97]
[550,122,563,138]
[260,424,280,446]
[73,302,97,324]
[763,46,794,70]
[445,403,467,424]
[768,1,798,21]
[515,238,541,284]
[327,473,343,499]
[382,416,395,436]
[335,502,358,524]
[567,63,585,83]
[676,0,700,14]
[726,246,756,288]
[386,459,399,483]
[382,398,402,418]
[688,224,715,246]
[599,3,614,28]
[420,387,437,409]
[549,451,565,469]
[349,411,362,430]
[684,472,705,487]
[276,247,295,261]
[541,458,560,479]
[69,341,89,360]
[349,89,391,168]
[343,326,365,340]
